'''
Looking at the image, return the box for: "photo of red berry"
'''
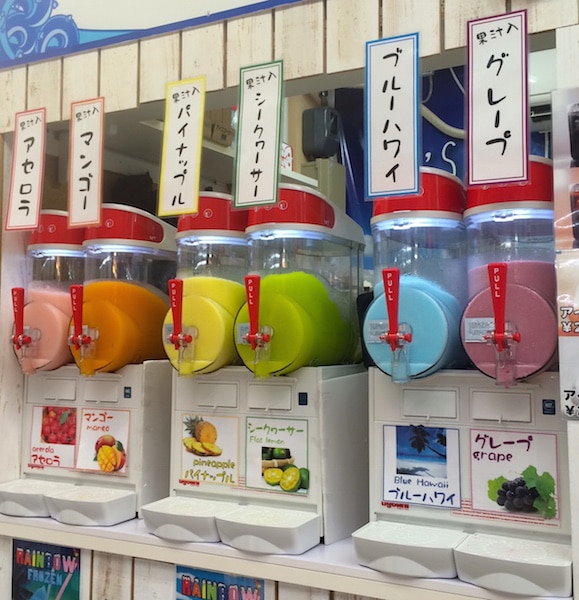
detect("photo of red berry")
[41,406,77,445]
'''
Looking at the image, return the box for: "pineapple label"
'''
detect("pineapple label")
[180,415,239,486]
[76,408,130,474]
[246,417,310,494]
[28,405,78,469]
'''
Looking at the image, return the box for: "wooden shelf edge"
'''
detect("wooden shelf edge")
[0,515,559,600]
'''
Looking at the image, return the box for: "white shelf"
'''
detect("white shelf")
[0,514,565,600]
[201,139,318,189]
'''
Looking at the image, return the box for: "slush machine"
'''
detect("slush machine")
[142,185,370,555]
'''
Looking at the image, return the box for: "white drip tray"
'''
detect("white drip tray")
[44,485,137,526]
[215,505,320,555]
[352,520,467,578]
[454,532,572,597]
[0,479,76,517]
[141,496,238,542]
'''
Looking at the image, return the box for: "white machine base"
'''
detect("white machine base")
[454,532,572,597]
[44,486,137,526]
[0,479,75,517]
[215,505,321,555]
[352,520,467,578]
[141,496,238,542]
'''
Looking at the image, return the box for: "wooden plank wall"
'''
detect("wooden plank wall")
[0,0,575,133]
[0,0,578,598]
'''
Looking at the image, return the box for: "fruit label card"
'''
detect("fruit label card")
[382,424,461,508]
[469,428,560,522]
[245,417,309,495]
[28,406,77,470]
[179,415,238,486]
[75,408,130,475]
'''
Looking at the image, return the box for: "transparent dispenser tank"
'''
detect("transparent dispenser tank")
[234,184,365,378]
[362,167,469,382]
[461,157,557,385]
[70,204,177,376]
[12,210,85,375]
[162,192,249,375]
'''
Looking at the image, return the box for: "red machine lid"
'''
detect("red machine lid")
[466,157,553,209]
[372,168,465,217]
[247,184,336,229]
[28,210,85,249]
[83,204,167,246]
[177,192,247,235]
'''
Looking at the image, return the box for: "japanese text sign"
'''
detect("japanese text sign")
[179,415,238,486]
[76,408,130,474]
[159,76,206,216]
[467,10,528,185]
[6,108,46,230]
[469,428,559,521]
[234,60,283,208]
[246,416,308,492]
[382,424,461,509]
[68,97,104,227]
[27,405,77,470]
[365,33,420,199]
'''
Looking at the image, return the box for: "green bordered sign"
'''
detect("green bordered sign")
[234,60,284,208]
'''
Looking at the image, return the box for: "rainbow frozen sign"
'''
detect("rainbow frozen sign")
[0,0,303,69]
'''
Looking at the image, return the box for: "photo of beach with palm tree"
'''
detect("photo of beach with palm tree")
[396,424,448,479]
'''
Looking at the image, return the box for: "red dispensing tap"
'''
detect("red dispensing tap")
[483,262,520,387]
[379,268,412,383]
[68,284,93,353]
[167,278,195,375]
[11,287,32,351]
[243,274,271,377]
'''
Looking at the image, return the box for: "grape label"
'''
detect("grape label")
[470,428,559,521]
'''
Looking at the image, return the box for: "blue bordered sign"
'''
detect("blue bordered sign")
[365,32,420,199]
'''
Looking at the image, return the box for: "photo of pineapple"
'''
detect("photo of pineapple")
[183,416,222,456]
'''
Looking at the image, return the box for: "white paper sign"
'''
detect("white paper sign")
[382,424,461,508]
[158,77,206,216]
[365,33,420,198]
[245,416,309,493]
[178,414,238,487]
[6,108,46,230]
[27,405,77,470]
[467,10,528,185]
[76,408,130,474]
[470,428,559,521]
[234,60,283,207]
[68,97,104,227]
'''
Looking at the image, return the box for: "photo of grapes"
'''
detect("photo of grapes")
[488,465,557,519]
[396,424,448,478]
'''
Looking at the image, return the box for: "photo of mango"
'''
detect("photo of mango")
[94,434,126,473]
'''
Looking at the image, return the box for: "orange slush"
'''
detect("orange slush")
[71,280,169,376]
